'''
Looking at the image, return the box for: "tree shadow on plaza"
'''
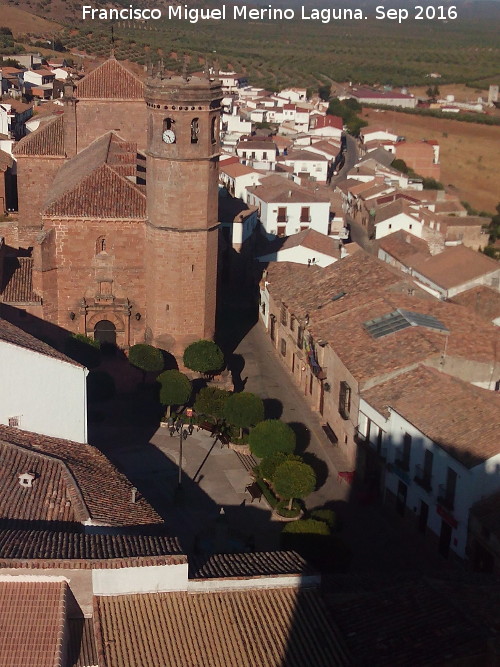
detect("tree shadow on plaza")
[288,421,311,454]
[226,353,247,391]
[263,397,283,420]
[88,393,281,555]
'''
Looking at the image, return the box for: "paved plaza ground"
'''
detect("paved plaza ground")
[89,293,459,574]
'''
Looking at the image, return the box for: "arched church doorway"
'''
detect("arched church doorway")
[94,320,116,345]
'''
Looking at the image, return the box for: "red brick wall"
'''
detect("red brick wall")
[39,217,147,346]
[395,142,440,180]
[76,100,147,151]
[145,225,218,352]
[16,156,66,245]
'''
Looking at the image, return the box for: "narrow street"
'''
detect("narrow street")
[226,302,458,574]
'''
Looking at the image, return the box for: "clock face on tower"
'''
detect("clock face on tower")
[162,129,176,144]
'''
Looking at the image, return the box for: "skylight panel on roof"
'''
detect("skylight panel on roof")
[364,309,448,338]
[364,311,410,338]
[398,309,449,333]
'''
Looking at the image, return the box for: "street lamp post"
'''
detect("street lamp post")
[178,424,188,486]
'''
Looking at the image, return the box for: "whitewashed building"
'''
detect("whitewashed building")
[257,228,343,267]
[359,365,500,561]
[276,150,329,183]
[0,318,88,442]
[246,176,330,237]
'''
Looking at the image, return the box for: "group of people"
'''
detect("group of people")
[167,415,195,438]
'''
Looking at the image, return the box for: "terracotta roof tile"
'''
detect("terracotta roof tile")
[189,550,314,579]
[378,230,430,263]
[0,426,163,526]
[324,574,490,666]
[280,149,329,162]
[0,579,67,667]
[14,115,65,156]
[1,257,41,303]
[312,293,499,381]
[237,139,277,151]
[450,286,500,322]
[265,252,500,381]
[0,317,77,365]
[0,149,13,170]
[248,176,330,204]
[220,162,259,178]
[265,251,407,321]
[0,520,181,562]
[67,618,98,667]
[409,245,500,289]
[0,442,81,522]
[261,229,341,260]
[94,588,350,666]
[43,133,146,219]
[362,365,500,467]
[76,57,144,99]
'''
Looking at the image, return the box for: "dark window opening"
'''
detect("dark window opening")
[339,381,351,420]
[191,118,199,144]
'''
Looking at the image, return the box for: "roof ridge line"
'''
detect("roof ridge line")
[0,438,91,523]
[103,162,147,199]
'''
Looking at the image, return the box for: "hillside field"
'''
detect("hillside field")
[0,4,60,36]
[362,108,500,213]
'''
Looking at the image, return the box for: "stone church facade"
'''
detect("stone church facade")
[3,58,222,352]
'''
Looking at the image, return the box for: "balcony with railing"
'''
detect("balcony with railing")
[437,484,455,512]
[414,464,433,493]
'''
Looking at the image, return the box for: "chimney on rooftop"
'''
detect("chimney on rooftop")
[18,472,36,488]
[131,487,138,504]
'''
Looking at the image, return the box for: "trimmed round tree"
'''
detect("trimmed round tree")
[183,340,224,376]
[194,386,231,423]
[128,343,164,382]
[273,460,316,510]
[157,370,192,417]
[248,419,296,459]
[223,392,264,439]
[258,452,302,483]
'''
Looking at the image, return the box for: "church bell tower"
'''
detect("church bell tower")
[144,68,222,352]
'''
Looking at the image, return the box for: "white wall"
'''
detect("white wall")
[188,574,320,592]
[375,213,422,239]
[223,113,252,134]
[0,105,10,136]
[362,130,399,142]
[258,245,338,268]
[281,157,328,183]
[93,562,188,595]
[259,284,270,328]
[358,399,500,560]
[250,196,330,237]
[0,341,88,443]
[309,126,342,139]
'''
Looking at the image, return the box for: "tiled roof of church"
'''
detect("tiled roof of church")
[1,257,42,304]
[76,57,144,99]
[13,114,65,156]
[43,132,146,219]
[0,426,163,526]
